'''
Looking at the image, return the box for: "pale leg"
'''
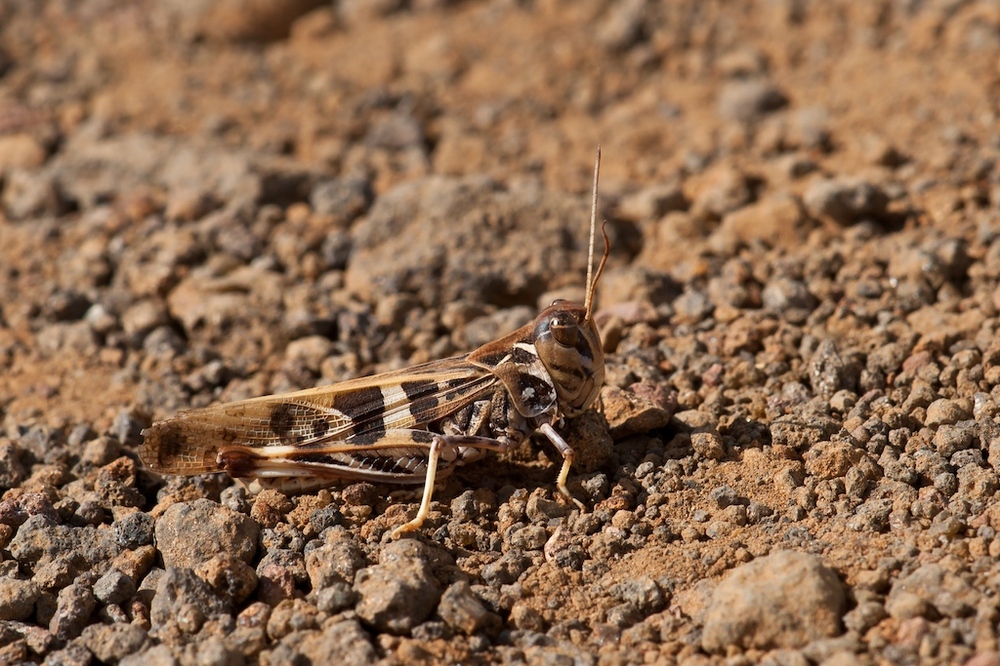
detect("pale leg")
[539,423,586,511]
[391,436,443,538]
[391,434,510,538]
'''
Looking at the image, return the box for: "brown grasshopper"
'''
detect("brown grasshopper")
[140,151,609,537]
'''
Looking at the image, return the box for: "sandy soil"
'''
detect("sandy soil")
[2,1,1000,664]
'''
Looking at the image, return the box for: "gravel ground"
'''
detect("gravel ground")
[2,1,1000,664]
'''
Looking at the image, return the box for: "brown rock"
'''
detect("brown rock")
[559,409,614,473]
[184,0,326,42]
[0,134,47,175]
[250,489,294,528]
[601,384,676,439]
[686,165,754,220]
[154,499,259,570]
[195,552,258,604]
[803,441,866,480]
[713,194,810,251]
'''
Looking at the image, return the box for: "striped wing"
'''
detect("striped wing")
[139,355,499,475]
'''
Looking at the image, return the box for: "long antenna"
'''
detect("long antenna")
[584,147,601,316]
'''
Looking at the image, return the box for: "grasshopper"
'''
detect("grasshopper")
[140,151,610,537]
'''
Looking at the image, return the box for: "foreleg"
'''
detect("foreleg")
[539,422,586,511]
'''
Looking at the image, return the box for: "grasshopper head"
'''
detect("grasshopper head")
[533,149,610,418]
[533,300,604,417]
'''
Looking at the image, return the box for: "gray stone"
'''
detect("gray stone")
[354,556,441,634]
[932,422,977,457]
[762,278,817,315]
[81,622,150,663]
[0,442,28,490]
[305,528,368,590]
[507,525,549,551]
[1,168,67,219]
[610,576,666,615]
[93,569,136,605]
[437,580,501,636]
[708,486,739,510]
[803,177,889,225]
[673,288,714,325]
[846,499,892,533]
[449,489,494,522]
[701,551,845,653]
[50,582,97,641]
[809,339,861,398]
[717,79,789,121]
[112,512,155,550]
[8,515,119,571]
[316,581,355,614]
[150,567,231,629]
[480,552,531,587]
[615,183,687,221]
[310,175,372,219]
[271,619,377,664]
[36,642,93,666]
[886,563,979,619]
[843,600,888,634]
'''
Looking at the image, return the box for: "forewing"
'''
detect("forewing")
[139,357,498,475]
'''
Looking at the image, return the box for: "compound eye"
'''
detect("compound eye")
[550,318,579,347]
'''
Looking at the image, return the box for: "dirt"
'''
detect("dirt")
[2,1,1000,664]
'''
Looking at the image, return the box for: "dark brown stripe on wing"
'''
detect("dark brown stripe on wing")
[401,379,441,423]
[332,386,386,436]
[269,403,296,439]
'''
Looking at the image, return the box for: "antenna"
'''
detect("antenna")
[584,148,609,321]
